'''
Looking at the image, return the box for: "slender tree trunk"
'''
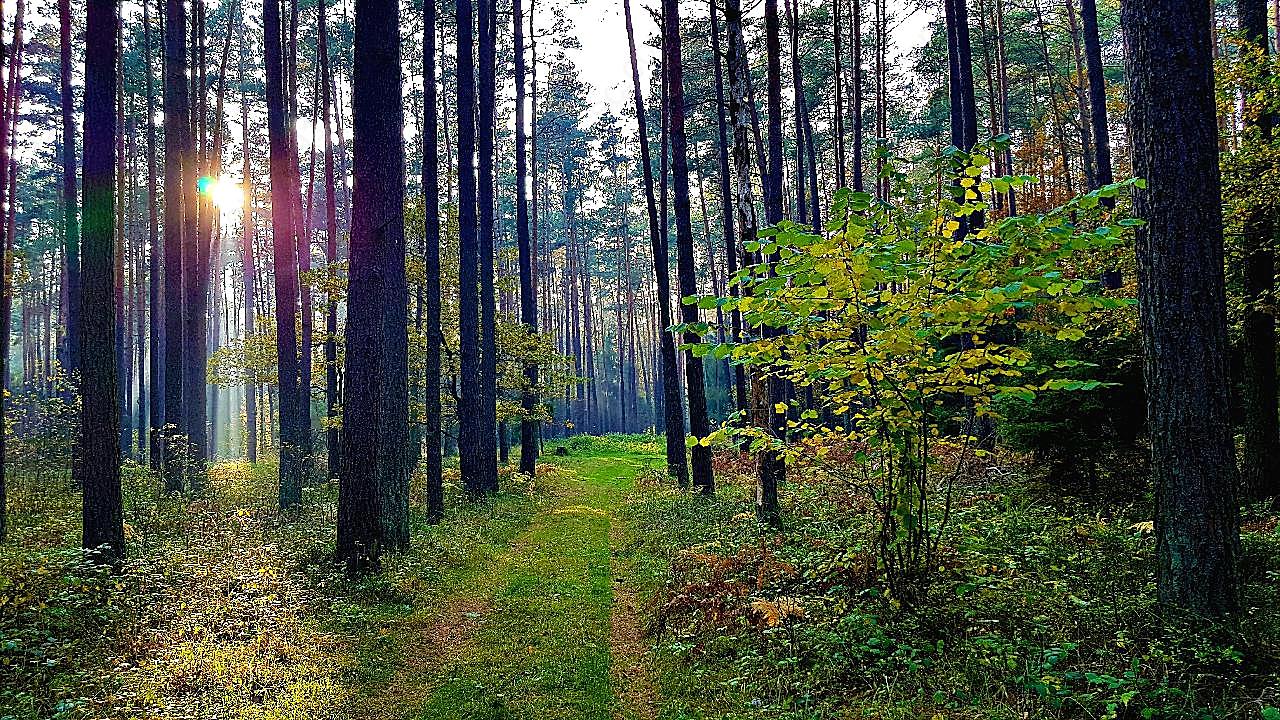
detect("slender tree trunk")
[457,0,487,495]
[478,0,499,490]
[1237,0,1279,500]
[0,0,9,542]
[850,0,863,191]
[994,0,1016,212]
[163,0,191,489]
[664,0,713,493]
[422,0,444,522]
[59,0,81,379]
[1123,0,1240,615]
[265,0,304,508]
[144,0,163,469]
[758,0,786,526]
[82,0,123,563]
[625,0,689,486]
[515,0,538,475]
[240,41,258,464]
[319,0,340,476]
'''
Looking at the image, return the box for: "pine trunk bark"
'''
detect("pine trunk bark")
[1122,0,1240,615]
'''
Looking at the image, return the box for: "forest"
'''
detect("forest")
[1,0,1279,716]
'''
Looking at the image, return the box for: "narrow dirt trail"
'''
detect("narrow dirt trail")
[363,450,658,720]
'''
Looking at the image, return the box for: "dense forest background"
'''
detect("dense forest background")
[1,0,1279,716]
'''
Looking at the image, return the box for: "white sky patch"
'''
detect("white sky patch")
[561,0,937,122]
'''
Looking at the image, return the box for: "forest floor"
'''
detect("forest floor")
[349,443,660,720]
[4,434,1280,720]
[0,435,670,720]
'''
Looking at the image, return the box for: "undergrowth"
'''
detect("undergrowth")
[623,449,1280,720]
[0,458,552,720]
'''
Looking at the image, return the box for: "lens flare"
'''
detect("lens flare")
[197,175,244,211]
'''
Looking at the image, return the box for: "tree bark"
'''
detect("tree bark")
[664,0,714,493]
[625,0,688,485]
[59,0,81,378]
[265,0,305,508]
[81,0,123,563]
[1122,0,1240,615]
[758,0,786,526]
[162,0,191,490]
[1237,0,1279,500]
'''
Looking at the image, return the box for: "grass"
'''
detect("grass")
[0,434,666,720]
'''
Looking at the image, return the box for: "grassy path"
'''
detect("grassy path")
[364,447,658,720]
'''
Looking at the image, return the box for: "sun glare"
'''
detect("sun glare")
[197,175,244,212]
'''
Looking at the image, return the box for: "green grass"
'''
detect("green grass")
[0,438,665,720]
[401,442,659,720]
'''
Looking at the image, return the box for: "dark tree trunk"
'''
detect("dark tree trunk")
[265,0,304,508]
[786,0,807,225]
[339,0,407,567]
[59,0,80,378]
[757,0,786,527]
[1122,0,1240,615]
[1237,0,1279,500]
[457,0,486,495]
[319,0,340,476]
[1064,0,1096,190]
[995,0,1016,213]
[625,0,689,486]
[664,0,714,494]
[183,0,209,478]
[515,0,538,476]
[144,0,162,470]
[162,0,191,490]
[0,0,8,543]
[423,0,444,522]
[81,0,123,563]
[850,0,863,191]
[240,44,257,464]
[710,4,748,417]
[478,0,499,491]
[1080,0,1113,189]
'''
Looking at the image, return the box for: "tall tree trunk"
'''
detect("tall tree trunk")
[1064,0,1096,189]
[339,0,407,567]
[163,0,191,489]
[850,0,863,191]
[184,0,210,477]
[1237,0,1279,500]
[1122,0,1240,615]
[239,40,257,464]
[664,0,714,493]
[0,0,9,542]
[319,0,340,477]
[59,0,80,378]
[115,25,129,457]
[144,0,163,470]
[515,0,538,475]
[994,0,1016,212]
[786,0,808,225]
[1080,0,1113,190]
[81,0,123,563]
[265,0,304,508]
[758,0,786,526]
[457,0,486,494]
[422,0,444,521]
[710,3,747,417]
[625,0,689,486]
[478,0,499,490]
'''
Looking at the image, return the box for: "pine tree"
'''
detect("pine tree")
[1123,0,1240,615]
[81,0,123,564]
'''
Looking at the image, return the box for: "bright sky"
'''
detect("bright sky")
[561,0,937,119]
